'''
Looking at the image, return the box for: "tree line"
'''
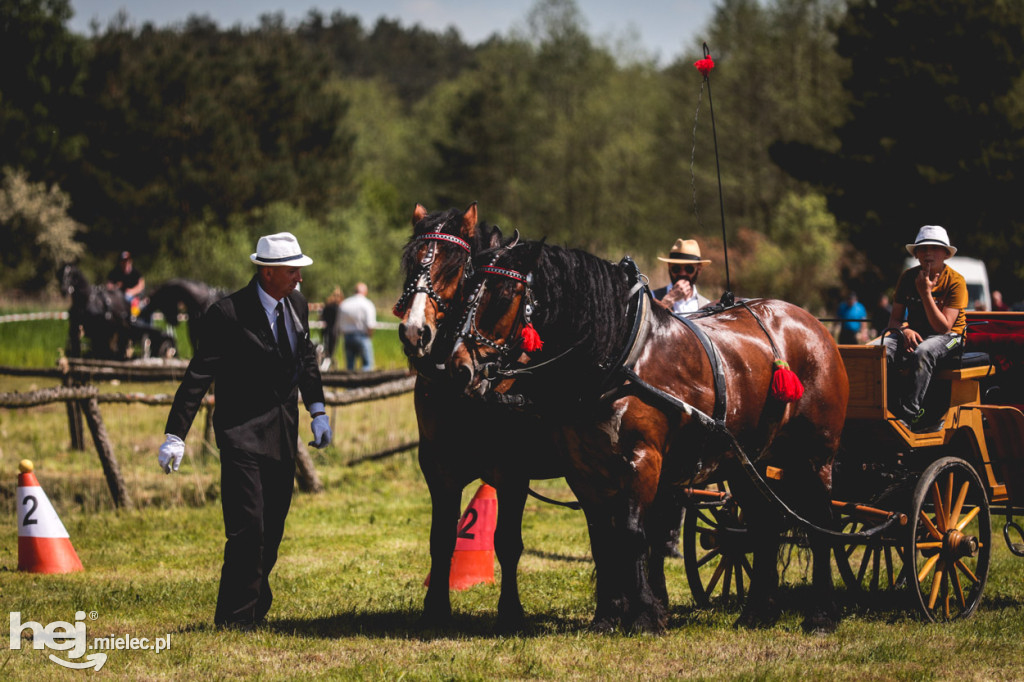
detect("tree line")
[2,0,1023,311]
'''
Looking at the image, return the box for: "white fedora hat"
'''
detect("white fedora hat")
[906,225,956,257]
[250,232,313,267]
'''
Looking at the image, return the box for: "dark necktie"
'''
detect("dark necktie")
[276,301,293,364]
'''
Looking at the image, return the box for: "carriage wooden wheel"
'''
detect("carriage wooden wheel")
[907,457,991,622]
[832,506,908,598]
[682,482,754,608]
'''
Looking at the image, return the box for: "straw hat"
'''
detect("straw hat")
[657,239,711,264]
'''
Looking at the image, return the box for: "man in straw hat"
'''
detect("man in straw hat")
[653,238,712,313]
[883,225,968,431]
[158,231,331,630]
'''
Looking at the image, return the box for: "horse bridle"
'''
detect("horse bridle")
[393,229,472,318]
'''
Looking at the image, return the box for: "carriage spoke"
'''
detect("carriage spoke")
[918,510,943,540]
[949,481,969,529]
[930,482,947,532]
[884,546,895,588]
[955,506,981,532]
[927,562,946,610]
[735,562,745,601]
[695,547,722,569]
[950,559,967,609]
[943,472,954,529]
[706,558,729,595]
[870,547,881,592]
[917,553,941,583]
[954,558,979,584]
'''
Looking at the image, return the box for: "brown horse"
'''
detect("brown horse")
[446,239,849,633]
[395,204,571,631]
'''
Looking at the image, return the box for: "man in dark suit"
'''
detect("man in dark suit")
[158,232,332,630]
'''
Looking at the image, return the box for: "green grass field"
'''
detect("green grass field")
[3,318,1024,680]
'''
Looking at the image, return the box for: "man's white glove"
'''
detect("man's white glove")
[158,434,185,473]
[310,414,332,449]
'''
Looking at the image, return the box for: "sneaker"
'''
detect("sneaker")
[897,407,926,431]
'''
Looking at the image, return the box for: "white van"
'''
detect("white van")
[902,256,991,311]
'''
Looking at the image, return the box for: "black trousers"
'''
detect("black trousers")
[214,448,295,626]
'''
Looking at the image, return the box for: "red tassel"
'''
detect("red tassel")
[771,360,804,402]
[392,303,404,318]
[695,56,715,77]
[520,323,543,352]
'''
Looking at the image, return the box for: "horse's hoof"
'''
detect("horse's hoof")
[416,609,452,630]
[734,604,780,630]
[801,607,839,634]
[626,611,666,635]
[588,616,619,634]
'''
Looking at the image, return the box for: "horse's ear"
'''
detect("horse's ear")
[461,202,478,240]
[525,239,545,268]
[413,204,428,224]
[487,224,503,250]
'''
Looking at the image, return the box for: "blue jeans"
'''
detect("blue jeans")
[343,332,374,371]
[883,332,961,416]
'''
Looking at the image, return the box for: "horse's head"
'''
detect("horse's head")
[448,236,544,397]
[58,264,90,301]
[395,202,495,360]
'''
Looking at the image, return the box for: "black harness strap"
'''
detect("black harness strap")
[527,487,581,510]
[669,309,728,422]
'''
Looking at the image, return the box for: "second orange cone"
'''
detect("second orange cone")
[425,483,497,591]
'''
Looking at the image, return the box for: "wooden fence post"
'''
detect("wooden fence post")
[294,437,324,494]
[79,396,133,509]
[63,372,85,451]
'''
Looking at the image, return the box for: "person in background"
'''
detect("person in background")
[883,225,967,431]
[157,231,331,631]
[106,251,146,302]
[837,291,867,344]
[652,238,711,313]
[871,293,893,338]
[338,281,377,371]
[320,287,344,370]
[992,290,1010,311]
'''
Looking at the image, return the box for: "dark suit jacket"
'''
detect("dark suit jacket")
[165,276,325,459]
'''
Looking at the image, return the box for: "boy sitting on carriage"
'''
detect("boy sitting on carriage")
[883,225,968,431]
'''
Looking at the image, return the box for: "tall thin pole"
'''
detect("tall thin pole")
[698,43,733,305]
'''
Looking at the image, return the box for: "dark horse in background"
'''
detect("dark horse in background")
[60,264,175,360]
[446,239,849,633]
[139,278,226,352]
[396,203,572,632]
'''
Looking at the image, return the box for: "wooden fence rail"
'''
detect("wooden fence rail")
[0,373,417,508]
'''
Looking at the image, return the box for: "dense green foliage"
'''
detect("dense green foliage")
[3,0,1023,309]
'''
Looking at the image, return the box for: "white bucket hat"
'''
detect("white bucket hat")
[906,225,956,257]
[250,232,313,267]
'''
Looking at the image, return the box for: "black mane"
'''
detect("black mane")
[494,242,637,397]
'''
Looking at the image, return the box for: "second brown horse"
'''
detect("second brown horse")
[447,239,850,633]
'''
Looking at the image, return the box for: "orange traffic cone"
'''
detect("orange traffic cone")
[17,460,83,573]
[425,483,497,590]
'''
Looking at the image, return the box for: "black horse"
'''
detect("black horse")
[446,239,850,633]
[395,204,575,632]
[60,264,175,360]
[139,278,226,352]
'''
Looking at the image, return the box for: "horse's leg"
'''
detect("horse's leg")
[579,501,623,633]
[418,427,469,628]
[644,492,684,611]
[494,481,528,633]
[730,475,784,629]
[788,462,839,633]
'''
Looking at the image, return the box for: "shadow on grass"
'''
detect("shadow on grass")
[268,610,584,640]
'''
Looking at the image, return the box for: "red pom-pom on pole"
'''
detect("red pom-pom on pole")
[771,360,804,402]
[520,323,543,352]
[695,55,715,77]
